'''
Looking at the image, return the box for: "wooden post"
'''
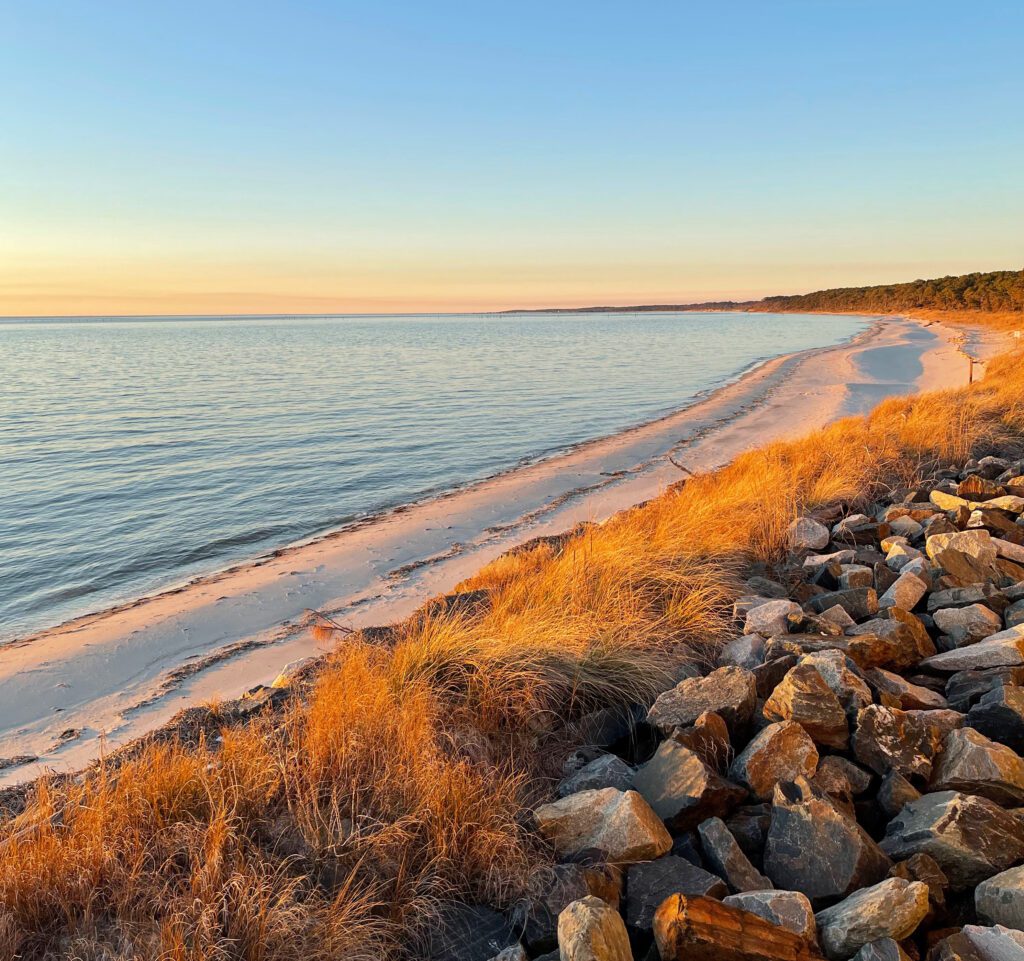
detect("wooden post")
[969,356,974,384]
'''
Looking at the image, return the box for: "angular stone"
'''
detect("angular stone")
[881,790,1024,889]
[994,539,1024,565]
[764,664,849,749]
[822,604,858,630]
[428,904,518,961]
[866,668,949,710]
[625,856,727,930]
[927,529,1003,587]
[808,588,879,621]
[960,475,1005,501]
[653,894,825,961]
[841,565,876,589]
[755,655,801,698]
[558,755,636,798]
[929,727,1024,805]
[879,572,929,612]
[968,684,1024,753]
[922,627,1024,671]
[931,489,971,512]
[1008,599,1024,629]
[488,947,527,961]
[886,542,924,572]
[889,851,949,915]
[852,705,943,780]
[729,721,819,801]
[948,667,1024,712]
[764,777,892,904]
[719,635,767,670]
[534,788,672,864]
[800,650,873,717]
[813,755,873,799]
[814,878,930,960]
[748,600,805,637]
[632,741,747,832]
[699,816,774,893]
[929,925,1024,960]
[789,517,831,551]
[724,890,816,941]
[906,708,966,737]
[928,584,1008,614]
[557,895,631,961]
[517,863,622,952]
[648,666,758,735]
[672,711,733,774]
[877,770,921,820]
[934,604,1005,647]
[976,865,1024,930]
[849,940,910,961]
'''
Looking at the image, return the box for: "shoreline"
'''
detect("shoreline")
[0,313,1006,784]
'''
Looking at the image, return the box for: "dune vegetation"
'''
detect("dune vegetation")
[2,313,1023,960]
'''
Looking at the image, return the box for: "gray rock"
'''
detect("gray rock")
[788,516,831,551]
[921,626,1024,671]
[808,588,879,621]
[427,904,518,961]
[969,684,1024,753]
[558,755,636,798]
[852,704,942,780]
[841,565,876,589]
[814,877,929,960]
[718,634,767,670]
[812,755,873,803]
[929,727,1024,805]
[800,649,873,717]
[976,865,1024,930]
[934,603,1005,646]
[632,741,747,832]
[881,790,1024,889]
[764,777,892,904]
[947,667,1024,712]
[516,863,621,952]
[866,667,948,710]
[849,939,911,961]
[764,663,849,749]
[625,856,727,930]
[877,770,921,820]
[698,816,774,893]
[647,666,757,735]
[723,889,816,941]
[930,924,1024,960]
[534,788,672,864]
[729,720,818,801]
[928,583,1009,614]
[1007,598,1024,629]
[878,572,929,612]
[488,947,527,961]
[557,895,631,961]
[746,599,804,637]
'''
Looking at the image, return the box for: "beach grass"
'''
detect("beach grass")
[2,314,1023,960]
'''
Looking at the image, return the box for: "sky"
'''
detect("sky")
[2,1,1023,316]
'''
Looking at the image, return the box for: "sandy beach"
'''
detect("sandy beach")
[0,313,1006,785]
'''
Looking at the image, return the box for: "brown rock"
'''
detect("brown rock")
[729,720,819,800]
[852,705,943,780]
[698,816,774,893]
[648,666,757,735]
[674,711,733,774]
[557,895,631,961]
[624,856,727,930]
[814,878,930,960]
[929,726,1024,805]
[764,664,849,749]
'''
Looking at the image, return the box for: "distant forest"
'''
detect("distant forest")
[757,269,1024,314]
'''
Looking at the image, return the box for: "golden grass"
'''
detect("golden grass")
[3,336,1024,960]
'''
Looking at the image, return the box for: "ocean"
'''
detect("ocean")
[0,311,866,640]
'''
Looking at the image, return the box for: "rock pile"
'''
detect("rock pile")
[434,455,1024,961]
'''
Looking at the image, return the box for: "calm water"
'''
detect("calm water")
[0,311,866,639]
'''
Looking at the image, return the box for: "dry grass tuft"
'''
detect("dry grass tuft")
[3,331,1024,959]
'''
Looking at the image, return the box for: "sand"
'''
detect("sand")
[0,314,1006,785]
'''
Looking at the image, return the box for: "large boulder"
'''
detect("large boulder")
[653,894,824,961]
[807,588,879,622]
[723,889,815,942]
[624,856,726,930]
[976,865,1024,930]
[698,816,774,893]
[928,726,1024,805]
[851,705,942,780]
[729,721,819,801]
[747,599,804,637]
[880,790,1024,889]
[533,788,672,864]
[764,664,850,749]
[764,777,892,904]
[814,878,929,960]
[557,896,631,961]
[647,666,757,735]
[632,741,747,832]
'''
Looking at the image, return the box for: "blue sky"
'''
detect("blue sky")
[2,1,1022,313]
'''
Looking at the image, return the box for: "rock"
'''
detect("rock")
[720,635,767,670]
[926,529,1003,587]
[930,490,972,512]
[849,940,911,961]
[723,890,816,941]
[890,851,949,915]
[881,791,1024,889]
[929,727,1024,805]
[808,589,880,622]
[748,576,792,599]
[764,777,892,904]
[427,904,518,961]
[488,947,527,961]
[698,816,774,893]
[558,755,636,798]
[533,788,672,864]
[960,475,1005,501]
[886,542,925,572]
[557,896,631,961]
[844,620,930,671]
[729,721,819,800]
[632,741,747,832]
[879,572,929,612]
[948,667,1024,712]
[764,664,850,749]
[806,550,859,569]
[823,605,859,630]
[928,584,1009,615]
[789,517,831,551]
[921,627,1024,671]
[748,600,805,637]
[270,656,315,688]
[995,539,1024,564]
[976,865,1024,930]
[800,650,874,717]
[866,668,949,710]
[653,894,824,961]
[756,655,801,698]
[813,756,873,799]
[842,565,877,589]
[968,684,1024,753]
[934,604,1005,647]
[852,705,942,780]
[907,708,966,737]
[877,770,921,819]
[929,924,1024,959]
[1008,599,1024,629]
[987,496,1024,513]
[625,857,727,930]
[517,863,622,952]
[673,711,733,773]
[648,666,758,735]
[814,878,930,960]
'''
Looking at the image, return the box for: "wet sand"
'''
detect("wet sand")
[0,314,1005,784]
